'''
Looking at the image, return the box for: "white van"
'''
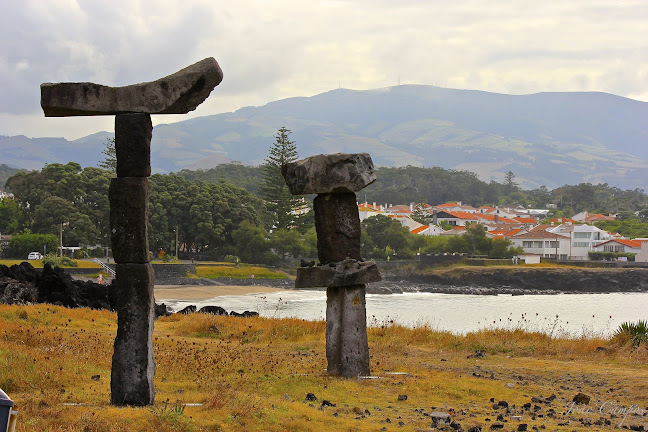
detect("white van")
[27,252,43,260]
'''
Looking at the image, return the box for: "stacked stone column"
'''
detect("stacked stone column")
[109,114,155,406]
[40,57,223,406]
[282,153,381,377]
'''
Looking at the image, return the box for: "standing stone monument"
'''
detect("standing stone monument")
[40,58,223,405]
[282,153,381,377]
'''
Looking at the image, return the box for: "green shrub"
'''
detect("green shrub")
[588,251,635,261]
[613,320,648,347]
[223,255,240,264]
[42,254,78,267]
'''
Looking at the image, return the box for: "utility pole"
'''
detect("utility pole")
[60,222,63,258]
[175,225,179,258]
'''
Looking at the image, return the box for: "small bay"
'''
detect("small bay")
[160,290,648,337]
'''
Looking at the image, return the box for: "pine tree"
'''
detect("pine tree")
[98,138,117,173]
[504,170,518,194]
[260,127,301,230]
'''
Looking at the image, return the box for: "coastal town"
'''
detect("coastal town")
[358,200,648,263]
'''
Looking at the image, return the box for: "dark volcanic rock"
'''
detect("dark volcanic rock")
[1,263,112,309]
[199,305,227,315]
[383,265,648,294]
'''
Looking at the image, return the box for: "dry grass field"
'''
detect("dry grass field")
[1,303,647,431]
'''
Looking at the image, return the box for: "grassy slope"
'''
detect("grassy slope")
[1,304,647,431]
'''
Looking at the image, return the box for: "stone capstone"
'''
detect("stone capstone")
[313,193,361,263]
[295,259,381,288]
[109,177,149,263]
[41,57,223,116]
[110,263,155,406]
[282,153,376,195]
[115,114,152,177]
[325,285,370,377]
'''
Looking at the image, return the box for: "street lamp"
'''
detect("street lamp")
[175,225,179,258]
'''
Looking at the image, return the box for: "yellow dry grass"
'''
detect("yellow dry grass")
[1,304,647,431]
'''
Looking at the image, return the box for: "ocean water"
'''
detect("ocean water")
[158,290,648,337]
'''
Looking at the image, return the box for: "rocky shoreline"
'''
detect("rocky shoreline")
[371,266,648,295]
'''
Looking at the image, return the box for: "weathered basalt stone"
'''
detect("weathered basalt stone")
[110,263,155,406]
[326,285,370,377]
[296,259,381,288]
[109,177,149,263]
[41,57,223,116]
[282,153,375,195]
[313,193,361,264]
[115,114,152,177]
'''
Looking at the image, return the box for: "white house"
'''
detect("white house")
[358,203,385,221]
[510,230,570,259]
[410,224,446,236]
[636,241,648,263]
[591,239,643,255]
[547,223,612,260]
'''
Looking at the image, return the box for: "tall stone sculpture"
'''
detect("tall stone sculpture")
[282,153,381,377]
[40,58,223,405]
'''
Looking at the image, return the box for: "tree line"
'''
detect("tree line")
[2,128,648,260]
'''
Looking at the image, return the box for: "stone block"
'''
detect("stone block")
[109,177,149,263]
[326,285,370,377]
[282,153,375,195]
[110,263,155,406]
[41,57,223,116]
[314,193,361,263]
[115,114,152,177]
[295,259,381,288]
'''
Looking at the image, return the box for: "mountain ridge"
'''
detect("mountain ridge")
[1,85,646,190]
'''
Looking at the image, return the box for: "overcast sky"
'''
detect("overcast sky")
[1,0,646,140]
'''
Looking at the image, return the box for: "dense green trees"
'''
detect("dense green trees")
[2,158,646,262]
[1,164,21,190]
[178,163,264,196]
[5,163,112,244]
[594,218,648,239]
[3,231,58,259]
[0,198,19,234]
[147,174,268,258]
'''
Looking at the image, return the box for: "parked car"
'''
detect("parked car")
[27,252,43,260]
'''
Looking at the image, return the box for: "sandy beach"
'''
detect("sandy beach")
[154,284,286,302]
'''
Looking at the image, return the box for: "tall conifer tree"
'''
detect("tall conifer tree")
[260,127,301,230]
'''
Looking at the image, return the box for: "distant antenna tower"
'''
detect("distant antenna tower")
[338,81,341,89]
[398,75,400,86]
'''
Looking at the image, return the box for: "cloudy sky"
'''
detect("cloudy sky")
[1,0,646,140]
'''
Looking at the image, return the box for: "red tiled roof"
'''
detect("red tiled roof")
[358,203,382,211]
[529,224,552,232]
[594,239,642,249]
[440,210,480,220]
[548,217,578,224]
[384,205,412,213]
[411,225,429,234]
[475,213,517,223]
[513,217,537,224]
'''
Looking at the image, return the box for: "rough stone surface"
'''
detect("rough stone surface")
[41,57,223,116]
[313,193,361,264]
[109,177,149,263]
[296,259,381,288]
[110,263,155,406]
[282,153,376,195]
[0,262,112,310]
[115,114,152,177]
[326,285,370,377]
